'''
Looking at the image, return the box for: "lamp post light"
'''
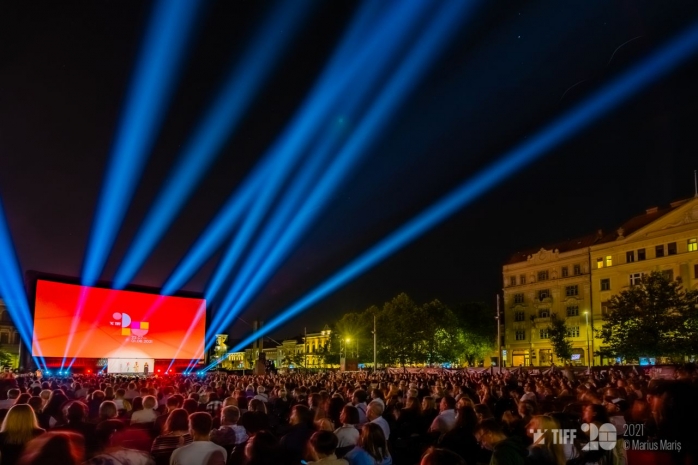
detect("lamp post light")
[584,311,591,369]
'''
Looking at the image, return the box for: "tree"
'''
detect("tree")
[376,293,423,366]
[418,300,463,364]
[547,313,573,364]
[0,348,11,369]
[597,271,698,361]
[452,301,495,366]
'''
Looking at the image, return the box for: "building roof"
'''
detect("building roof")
[505,199,689,265]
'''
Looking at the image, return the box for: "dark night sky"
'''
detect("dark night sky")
[1,1,697,342]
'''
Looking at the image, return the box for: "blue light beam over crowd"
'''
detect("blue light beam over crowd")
[0,199,46,369]
[206,0,476,342]
[204,0,437,334]
[163,0,404,296]
[113,0,314,290]
[82,0,201,287]
[222,18,698,360]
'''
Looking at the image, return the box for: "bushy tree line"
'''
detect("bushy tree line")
[317,293,495,367]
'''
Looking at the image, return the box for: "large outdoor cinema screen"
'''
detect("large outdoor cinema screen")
[32,279,206,360]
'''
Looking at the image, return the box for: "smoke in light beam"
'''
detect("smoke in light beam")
[113,0,314,290]
[222,18,698,360]
[205,0,437,326]
[162,0,408,296]
[206,0,476,343]
[0,199,46,368]
[82,0,201,287]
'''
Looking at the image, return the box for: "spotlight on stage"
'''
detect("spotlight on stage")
[82,0,202,287]
[224,17,698,359]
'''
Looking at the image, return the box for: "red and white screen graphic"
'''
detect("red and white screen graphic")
[33,280,206,359]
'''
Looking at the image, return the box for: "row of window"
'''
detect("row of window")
[599,268,686,290]
[513,285,578,303]
[508,264,583,287]
[597,239,697,269]
[514,305,582,322]
[513,327,580,341]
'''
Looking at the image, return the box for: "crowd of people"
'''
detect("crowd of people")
[0,364,695,465]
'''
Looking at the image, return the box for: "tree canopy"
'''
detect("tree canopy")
[320,293,494,367]
[597,271,698,361]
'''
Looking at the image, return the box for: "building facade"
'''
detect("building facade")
[502,197,698,366]
[231,325,335,370]
[503,239,595,367]
[0,300,22,368]
[590,198,698,364]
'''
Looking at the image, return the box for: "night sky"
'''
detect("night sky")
[1,1,697,341]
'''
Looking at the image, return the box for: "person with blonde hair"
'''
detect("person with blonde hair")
[0,404,46,465]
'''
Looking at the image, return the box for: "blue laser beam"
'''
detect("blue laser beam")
[82,0,201,287]
[222,18,698,359]
[163,0,407,296]
[206,0,476,341]
[112,0,314,290]
[0,199,46,368]
[204,0,436,335]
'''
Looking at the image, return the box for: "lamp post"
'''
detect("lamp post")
[584,311,591,369]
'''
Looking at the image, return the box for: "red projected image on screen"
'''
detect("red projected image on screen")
[33,280,206,360]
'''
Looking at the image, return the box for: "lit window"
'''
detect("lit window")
[597,258,604,269]
[689,238,697,252]
[600,278,610,291]
[606,256,613,267]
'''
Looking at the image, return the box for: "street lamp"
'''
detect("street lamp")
[584,311,591,369]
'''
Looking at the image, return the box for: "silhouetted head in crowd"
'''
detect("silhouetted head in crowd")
[17,431,85,465]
